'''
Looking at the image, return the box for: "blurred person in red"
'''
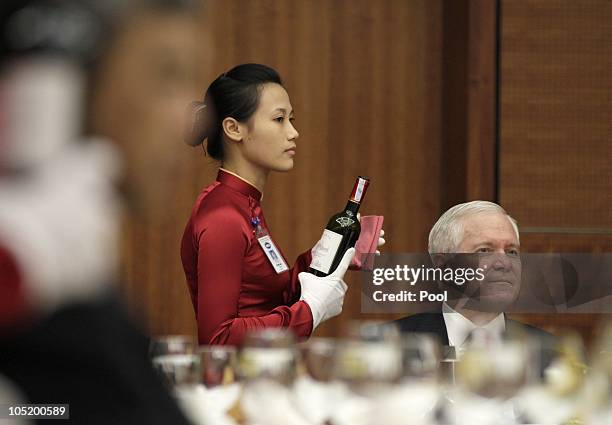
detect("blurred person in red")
[0,1,193,424]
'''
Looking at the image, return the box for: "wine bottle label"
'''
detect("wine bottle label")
[309,229,343,274]
[257,235,289,274]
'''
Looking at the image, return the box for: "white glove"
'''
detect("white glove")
[299,248,355,330]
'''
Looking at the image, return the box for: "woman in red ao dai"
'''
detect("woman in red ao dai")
[181,64,354,345]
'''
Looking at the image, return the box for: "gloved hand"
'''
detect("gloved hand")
[299,248,355,330]
[375,229,386,254]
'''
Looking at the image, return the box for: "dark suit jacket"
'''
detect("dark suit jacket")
[394,311,557,370]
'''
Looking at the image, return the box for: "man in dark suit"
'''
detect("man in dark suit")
[395,201,555,357]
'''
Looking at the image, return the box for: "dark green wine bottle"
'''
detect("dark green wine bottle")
[309,176,370,277]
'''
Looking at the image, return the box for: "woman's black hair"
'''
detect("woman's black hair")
[185,63,282,160]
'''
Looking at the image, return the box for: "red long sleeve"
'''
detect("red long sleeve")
[0,244,32,331]
[181,170,314,346]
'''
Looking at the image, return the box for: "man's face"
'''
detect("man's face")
[454,212,522,311]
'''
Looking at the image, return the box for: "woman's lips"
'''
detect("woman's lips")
[284,148,296,156]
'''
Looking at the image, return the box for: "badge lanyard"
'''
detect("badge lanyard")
[251,216,289,274]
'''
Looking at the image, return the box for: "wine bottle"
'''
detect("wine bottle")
[309,176,370,276]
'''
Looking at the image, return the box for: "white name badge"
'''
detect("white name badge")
[257,235,289,274]
[309,229,343,274]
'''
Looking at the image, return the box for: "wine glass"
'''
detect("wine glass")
[400,333,442,383]
[585,320,612,423]
[299,337,338,382]
[198,345,238,388]
[324,322,403,425]
[516,331,589,425]
[238,328,309,425]
[237,328,298,386]
[450,334,536,425]
[191,345,242,423]
[149,335,195,358]
[149,335,200,389]
[334,322,402,393]
[293,338,346,424]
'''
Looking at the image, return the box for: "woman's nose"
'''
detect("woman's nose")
[288,123,299,140]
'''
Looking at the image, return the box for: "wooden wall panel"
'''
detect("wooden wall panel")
[465,0,497,201]
[440,0,497,207]
[500,0,612,229]
[499,0,612,344]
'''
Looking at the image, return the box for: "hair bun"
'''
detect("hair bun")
[183,101,210,147]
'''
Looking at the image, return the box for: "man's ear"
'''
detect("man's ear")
[431,253,450,268]
[222,117,244,142]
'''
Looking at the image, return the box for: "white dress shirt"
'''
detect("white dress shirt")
[442,302,505,347]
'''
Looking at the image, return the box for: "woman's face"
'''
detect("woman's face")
[240,83,299,173]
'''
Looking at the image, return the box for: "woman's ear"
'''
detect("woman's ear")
[222,117,244,142]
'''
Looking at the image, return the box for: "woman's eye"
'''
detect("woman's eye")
[476,247,491,253]
[289,117,295,123]
[274,117,284,123]
[508,249,520,257]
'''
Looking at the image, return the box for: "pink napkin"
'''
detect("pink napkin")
[352,215,384,271]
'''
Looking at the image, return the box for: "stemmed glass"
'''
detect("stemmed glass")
[196,345,241,424]
[293,338,344,424]
[333,321,403,396]
[400,333,442,383]
[450,334,535,425]
[300,337,338,382]
[515,331,589,425]
[149,335,200,389]
[327,321,403,425]
[238,328,298,385]
[237,328,307,425]
[586,321,612,423]
[198,345,238,388]
[149,335,195,358]
[353,332,442,425]
[150,336,242,425]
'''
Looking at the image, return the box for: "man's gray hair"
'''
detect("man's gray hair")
[428,200,519,254]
